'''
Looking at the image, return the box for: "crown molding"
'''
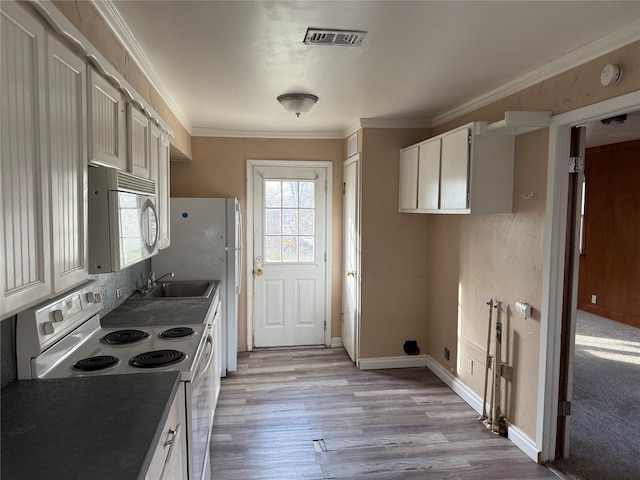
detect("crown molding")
[87,2,639,139]
[91,0,191,133]
[343,118,432,137]
[191,126,345,139]
[432,22,640,127]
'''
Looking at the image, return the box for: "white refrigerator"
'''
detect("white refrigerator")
[152,197,242,375]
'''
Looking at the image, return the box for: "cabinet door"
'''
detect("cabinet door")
[146,388,187,480]
[128,104,150,178]
[150,123,171,250]
[48,36,89,292]
[417,138,441,210]
[88,68,127,170]
[441,128,470,210]
[398,145,419,211]
[1,3,51,316]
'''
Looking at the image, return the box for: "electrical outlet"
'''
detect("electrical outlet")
[468,358,474,375]
[591,294,597,304]
[116,288,123,299]
[444,347,450,361]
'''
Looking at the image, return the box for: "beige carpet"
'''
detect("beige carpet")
[551,310,640,480]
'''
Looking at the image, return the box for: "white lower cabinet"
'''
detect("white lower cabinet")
[1,2,88,317]
[146,387,187,480]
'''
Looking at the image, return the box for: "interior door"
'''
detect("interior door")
[252,165,327,347]
[342,154,360,362]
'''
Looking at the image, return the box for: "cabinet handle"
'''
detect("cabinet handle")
[347,271,356,277]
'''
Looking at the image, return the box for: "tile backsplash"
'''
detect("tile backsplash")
[91,260,151,316]
[0,260,151,388]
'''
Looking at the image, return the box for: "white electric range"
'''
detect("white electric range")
[16,280,215,480]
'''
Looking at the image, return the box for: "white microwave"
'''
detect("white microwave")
[88,167,158,273]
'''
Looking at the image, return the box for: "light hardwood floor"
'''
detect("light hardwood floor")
[210,348,558,480]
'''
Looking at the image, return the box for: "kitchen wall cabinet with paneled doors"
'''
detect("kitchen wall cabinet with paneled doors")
[399,112,550,214]
[88,65,171,250]
[0,1,172,319]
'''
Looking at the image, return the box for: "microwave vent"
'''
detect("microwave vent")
[304,28,367,47]
[115,170,156,195]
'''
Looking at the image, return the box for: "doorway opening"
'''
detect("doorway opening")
[538,91,640,469]
[553,114,640,480]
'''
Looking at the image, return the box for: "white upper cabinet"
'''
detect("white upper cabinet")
[399,138,442,212]
[150,122,171,250]
[440,128,470,210]
[399,122,515,214]
[48,36,89,292]
[128,104,150,178]
[1,2,51,316]
[417,138,441,210]
[398,145,419,210]
[88,68,127,170]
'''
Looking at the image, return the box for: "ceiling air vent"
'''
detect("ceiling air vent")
[304,28,367,47]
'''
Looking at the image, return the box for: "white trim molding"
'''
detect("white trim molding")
[192,126,345,139]
[358,355,428,370]
[432,23,640,127]
[30,0,174,137]
[90,0,191,133]
[426,355,540,463]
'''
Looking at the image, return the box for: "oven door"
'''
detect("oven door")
[187,328,214,480]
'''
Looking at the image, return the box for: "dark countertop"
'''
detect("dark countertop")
[101,281,219,327]
[1,372,180,480]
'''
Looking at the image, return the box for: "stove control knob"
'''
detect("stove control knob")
[43,321,55,335]
[95,293,102,303]
[52,309,64,322]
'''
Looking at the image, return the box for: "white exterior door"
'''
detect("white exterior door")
[342,154,360,362]
[251,163,328,347]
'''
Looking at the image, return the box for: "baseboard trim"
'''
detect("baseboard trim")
[330,337,343,348]
[506,420,540,463]
[426,355,483,414]
[358,355,428,370]
[425,355,540,463]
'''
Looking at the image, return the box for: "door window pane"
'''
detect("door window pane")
[264,180,315,263]
[266,209,281,235]
[266,236,281,262]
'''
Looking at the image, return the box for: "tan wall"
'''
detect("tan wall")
[359,128,432,358]
[53,1,193,160]
[425,40,640,442]
[171,137,345,351]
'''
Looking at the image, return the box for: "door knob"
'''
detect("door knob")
[255,268,263,276]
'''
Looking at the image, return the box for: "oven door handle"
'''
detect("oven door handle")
[195,334,215,382]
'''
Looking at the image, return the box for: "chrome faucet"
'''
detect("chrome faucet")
[149,271,174,289]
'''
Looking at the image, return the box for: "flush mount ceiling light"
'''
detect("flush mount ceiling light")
[277,93,319,117]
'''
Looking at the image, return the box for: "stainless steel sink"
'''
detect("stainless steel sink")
[135,280,215,299]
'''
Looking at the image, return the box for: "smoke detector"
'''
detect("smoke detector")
[304,28,367,47]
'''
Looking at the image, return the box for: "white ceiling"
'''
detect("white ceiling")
[105,0,640,137]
